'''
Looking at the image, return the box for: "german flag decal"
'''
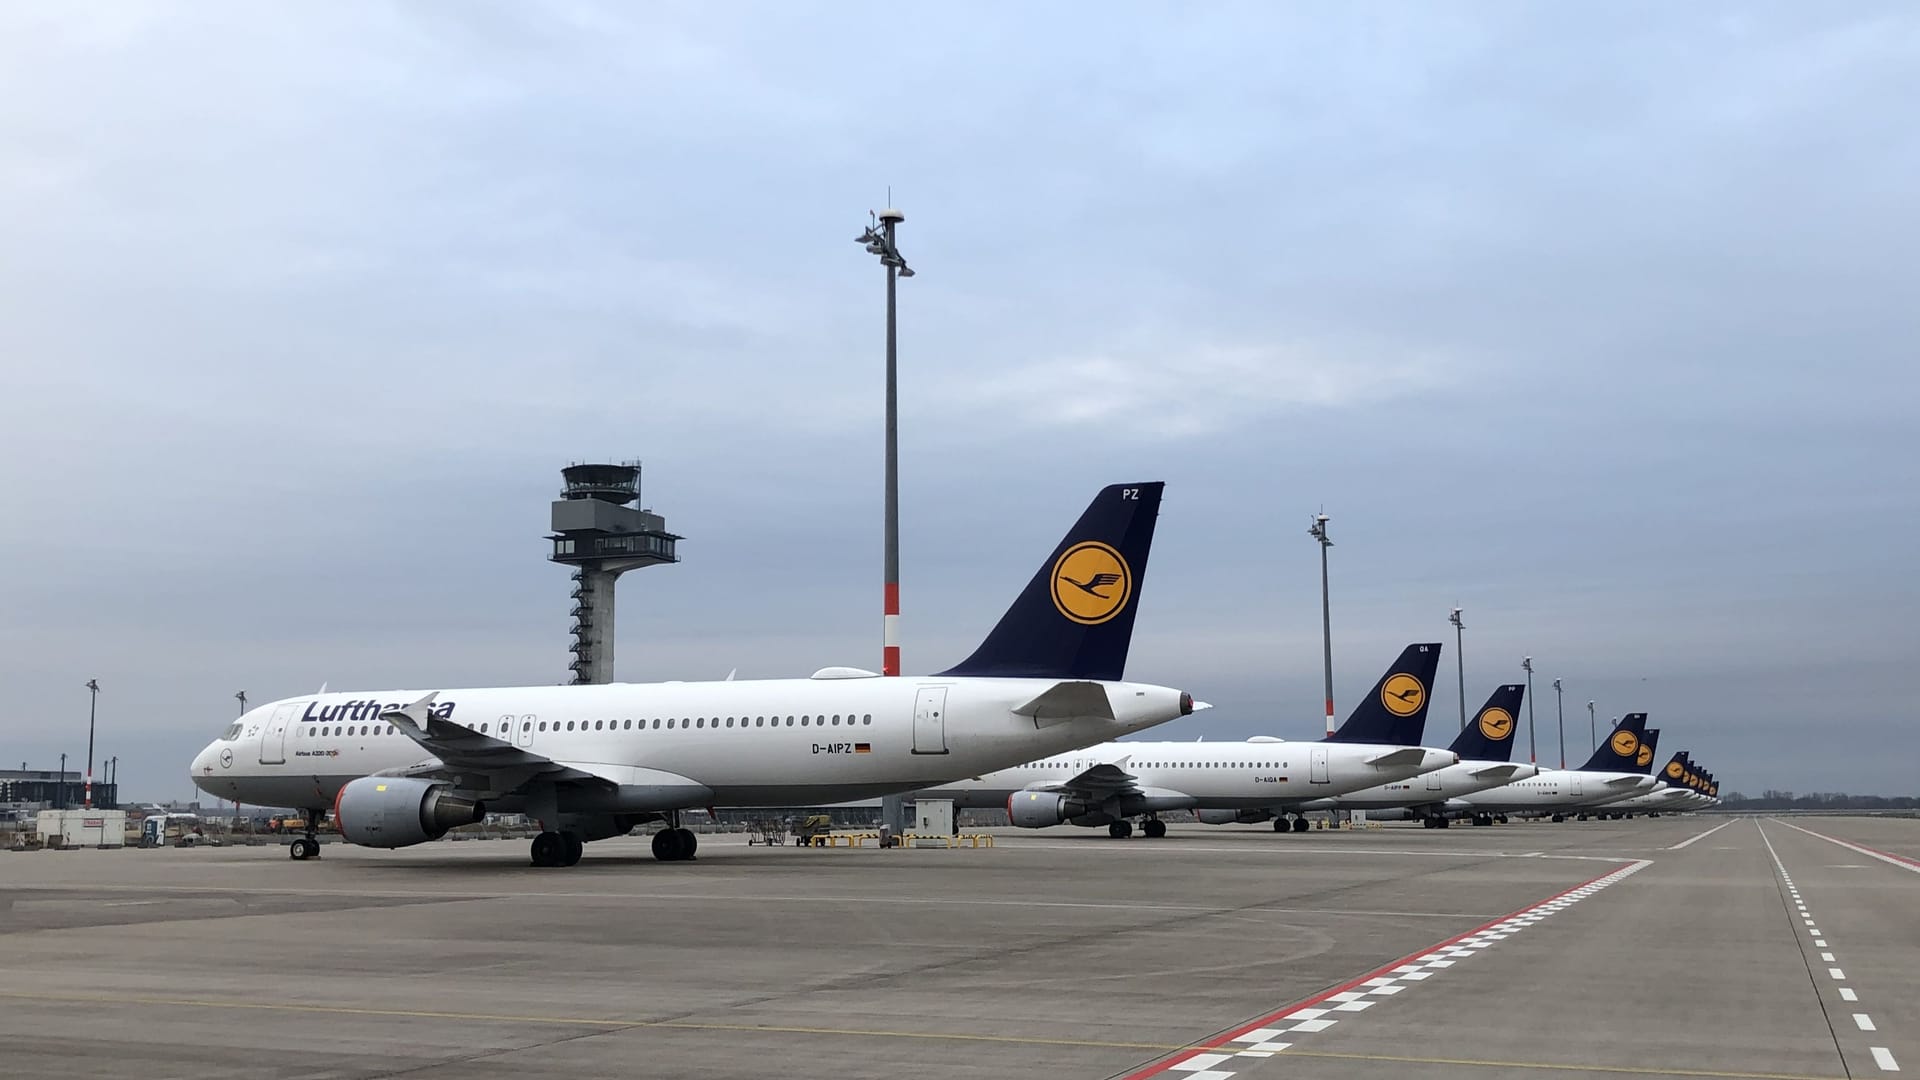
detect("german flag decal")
[855,743,872,754]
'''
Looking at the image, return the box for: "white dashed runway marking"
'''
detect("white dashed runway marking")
[1120,859,1651,1080]
[1758,821,1903,1074]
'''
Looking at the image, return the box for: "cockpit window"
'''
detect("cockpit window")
[222,723,244,741]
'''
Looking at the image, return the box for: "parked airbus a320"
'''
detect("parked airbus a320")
[191,483,1200,867]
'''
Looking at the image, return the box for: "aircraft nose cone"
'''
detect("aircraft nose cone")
[189,743,219,791]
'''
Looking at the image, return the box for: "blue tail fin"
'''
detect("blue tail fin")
[1577,713,1649,771]
[1445,684,1526,762]
[1658,752,1688,787]
[1326,643,1442,744]
[939,482,1163,681]
[1636,728,1661,773]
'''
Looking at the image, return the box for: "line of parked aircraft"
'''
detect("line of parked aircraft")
[189,481,1718,868]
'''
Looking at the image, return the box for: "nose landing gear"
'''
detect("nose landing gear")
[289,807,324,860]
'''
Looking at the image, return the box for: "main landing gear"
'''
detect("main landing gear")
[1273,815,1310,833]
[531,831,584,867]
[1422,815,1451,829]
[289,807,324,860]
[651,827,698,861]
[1107,820,1133,839]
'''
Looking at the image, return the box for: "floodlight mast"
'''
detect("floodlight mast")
[1552,678,1565,769]
[1521,657,1536,765]
[856,206,912,677]
[1449,608,1466,729]
[1308,514,1334,736]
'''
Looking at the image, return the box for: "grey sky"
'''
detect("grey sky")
[2,4,1914,800]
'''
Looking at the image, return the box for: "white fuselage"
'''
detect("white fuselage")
[190,675,1191,813]
[919,737,1457,814]
[1606,786,1704,812]
[1455,768,1657,813]
[1295,760,1544,812]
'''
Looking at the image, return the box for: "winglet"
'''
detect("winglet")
[379,692,441,735]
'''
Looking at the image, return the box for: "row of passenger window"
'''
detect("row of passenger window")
[485,714,877,735]
[298,713,878,741]
[1023,759,1293,770]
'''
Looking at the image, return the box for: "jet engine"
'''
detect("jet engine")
[334,777,485,849]
[1005,791,1093,829]
[1195,808,1273,825]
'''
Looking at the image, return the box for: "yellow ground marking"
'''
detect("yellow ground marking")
[0,989,1172,1051]
[0,989,1848,1079]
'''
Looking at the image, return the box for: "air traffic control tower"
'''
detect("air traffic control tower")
[548,462,681,684]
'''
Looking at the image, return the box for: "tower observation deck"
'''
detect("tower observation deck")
[548,462,681,684]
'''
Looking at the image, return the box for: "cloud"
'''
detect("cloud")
[938,339,1466,437]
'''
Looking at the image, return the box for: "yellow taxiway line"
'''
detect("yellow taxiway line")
[0,989,1848,1080]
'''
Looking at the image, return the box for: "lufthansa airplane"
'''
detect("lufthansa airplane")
[1453,715,1661,821]
[916,643,1455,837]
[191,483,1199,867]
[1290,683,1543,828]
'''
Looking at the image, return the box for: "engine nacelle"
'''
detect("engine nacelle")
[1006,791,1092,829]
[1196,808,1273,825]
[334,777,484,849]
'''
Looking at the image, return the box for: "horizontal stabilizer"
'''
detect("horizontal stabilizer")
[1364,746,1431,768]
[1013,681,1115,724]
[1604,775,1643,787]
[1468,763,1525,780]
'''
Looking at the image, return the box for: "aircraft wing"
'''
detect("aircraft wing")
[1364,747,1430,768]
[379,693,612,794]
[1034,759,1140,798]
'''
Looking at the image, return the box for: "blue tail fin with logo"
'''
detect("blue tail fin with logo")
[1325,643,1442,744]
[939,482,1163,681]
[1577,713,1649,771]
[1445,684,1526,762]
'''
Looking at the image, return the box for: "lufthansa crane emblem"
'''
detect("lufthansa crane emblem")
[1051,541,1133,625]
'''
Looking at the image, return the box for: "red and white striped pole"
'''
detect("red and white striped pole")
[1310,516,1334,736]
[859,206,911,677]
[84,678,99,809]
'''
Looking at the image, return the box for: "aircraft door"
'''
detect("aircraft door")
[259,703,297,765]
[912,687,949,755]
[1568,774,1583,798]
[1309,746,1329,784]
[1426,768,1445,791]
[513,715,534,748]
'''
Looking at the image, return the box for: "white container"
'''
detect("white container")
[35,809,127,848]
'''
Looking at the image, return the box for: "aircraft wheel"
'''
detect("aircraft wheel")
[1437,816,1451,829]
[1495,815,1509,825]
[289,840,307,860]
[1292,817,1310,833]
[531,831,564,867]
[1551,813,1564,823]
[561,832,584,867]
[677,828,698,859]
[1143,819,1166,838]
[651,830,674,861]
[1272,818,1288,832]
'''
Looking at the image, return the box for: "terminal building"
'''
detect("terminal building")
[0,768,117,816]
